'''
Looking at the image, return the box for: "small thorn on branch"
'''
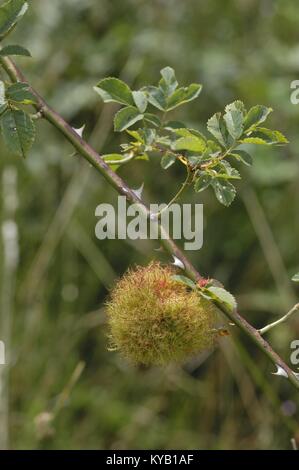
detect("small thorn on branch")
[172,256,185,270]
[132,183,144,199]
[272,364,288,378]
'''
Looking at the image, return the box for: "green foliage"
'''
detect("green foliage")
[211,179,236,206]
[202,286,237,313]
[132,90,147,113]
[102,153,128,171]
[0,80,36,157]
[171,273,237,312]
[174,135,206,153]
[161,152,176,169]
[113,106,143,132]
[229,150,252,167]
[165,83,202,111]
[6,82,36,104]
[0,0,34,157]
[0,107,35,157]
[95,67,287,206]
[102,152,147,170]
[140,67,202,112]
[0,0,27,40]
[171,274,196,290]
[94,77,134,106]
[223,100,246,140]
[0,43,30,56]
[207,113,228,147]
[194,173,212,193]
[243,105,273,132]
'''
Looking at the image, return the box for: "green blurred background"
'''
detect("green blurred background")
[0,0,299,450]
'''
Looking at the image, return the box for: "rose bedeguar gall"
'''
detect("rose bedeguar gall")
[106,262,219,365]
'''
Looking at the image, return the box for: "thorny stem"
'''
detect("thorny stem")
[1,56,299,391]
[259,304,299,335]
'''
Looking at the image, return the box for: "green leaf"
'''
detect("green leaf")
[174,135,206,153]
[6,82,37,104]
[239,137,268,145]
[0,108,35,157]
[216,171,240,181]
[171,274,196,289]
[126,129,144,143]
[167,83,202,110]
[268,129,288,144]
[204,140,222,157]
[143,113,161,127]
[132,90,147,113]
[144,85,166,111]
[161,153,176,169]
[164,121,186,131]
[94,77,134,106]
[155,135,172,146]
[206,286,237,312]
[292,273,299,282]
[223,101,245,140]
[207,112,228,147]
[246,127,288,145]
[141,128,156,146]
[102,153,132,171]
[171,127,206,140]
[211,179,236,206]
[229,149,252,166]
[0,43,30,56]
[216,161,241,179]
[243,105,272,132]
[159,66,178,96]
[0,0,28,41]
[113,106,143,132]
[145,82,201,111]
[194,173,212,192]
